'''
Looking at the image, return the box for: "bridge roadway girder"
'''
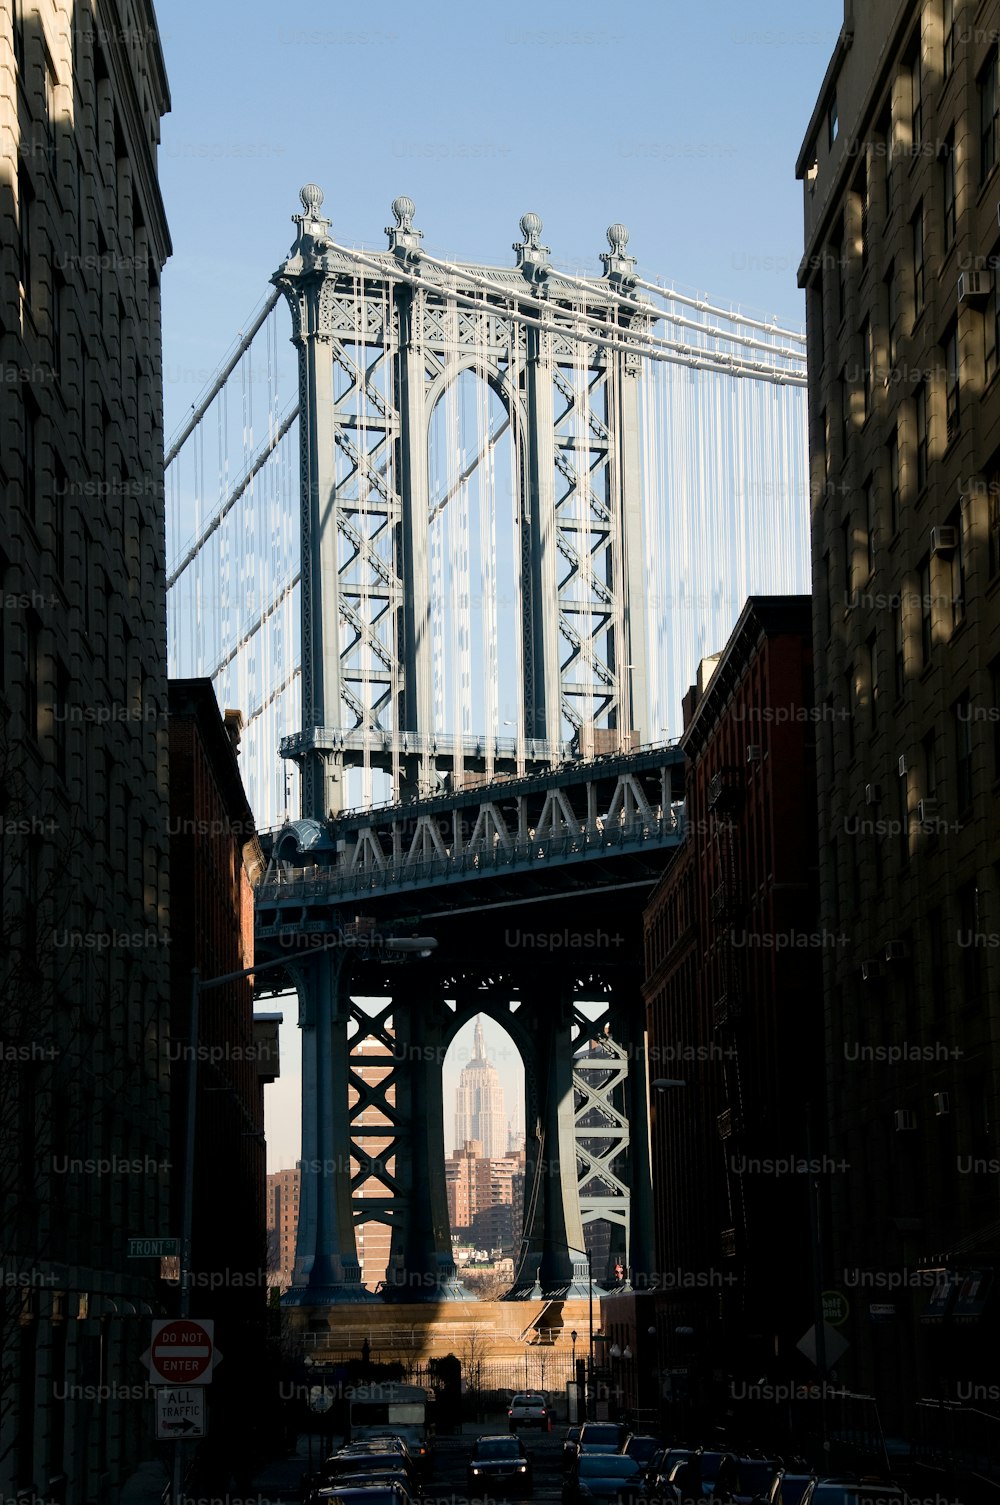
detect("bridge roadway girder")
[258,754,681,1307]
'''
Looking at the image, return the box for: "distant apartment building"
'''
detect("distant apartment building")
[798,0,1000,1429]
[446,1140,525,1258]
[0,2,171,1499]
[267,1168,300,1290]
[643,598,821,1415]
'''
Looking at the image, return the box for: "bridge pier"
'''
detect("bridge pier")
[287,950,373,1303]
[385,992,469,1301]
[515,982,591,1298]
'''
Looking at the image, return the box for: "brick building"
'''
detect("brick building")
[0,1,171,1497]
[446,1140,525,1258]
[266,1167,300,1291]
[167,680,280,1474]
[797,0,1000,1430]
[643,597,822,1423]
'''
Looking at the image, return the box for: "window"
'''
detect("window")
[811,276,825,370]
[17,167,32,304]
[942,131,956,250]
[893,600,905,699]
[25,615,40,742]
[919,555,933,665]
[986,278,1000,385]
[991,657,1000,778]
[981,48,999,185]
[912,205,925,324]
[53,660,69,783]
[886,261,898,369]
[954,692,974,813]
[842,515,853,599]
[823,406,832,484]
[829,93,839,148]
[845,669,856,759]
[949,508,966,631]
[867,632,879,730]
[881,106,894,216]
[832,224,846,325]
[864,476,876,574]
[13,0,25,73]
[944,0,955,80]
[945,324,961,443]
[840,367,850,460]
[22,394,38,524]
[990,479,1000,579]
[924,728,938,800]
[81,526,92,635]
[858,159,870,269]
[898,769,909,865]
[959,881,981,997]
[888,429,901,536]
[823,551,833,639]
[862,318,873,419]
[915,382,928,492]
[911,44,923,148]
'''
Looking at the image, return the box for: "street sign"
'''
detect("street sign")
[821,1290,850,1326]
[128,1237,180,1259]
[148,1319,215,1385]
[796,1321,849,1370]
[869,1303,896,1322]
[156,1387,206,1440]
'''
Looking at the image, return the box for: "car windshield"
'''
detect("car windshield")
[331,1456,403,1475]
[476,1440,522,1459]
[582,1427,622,1445]
[579,1457,641,1478]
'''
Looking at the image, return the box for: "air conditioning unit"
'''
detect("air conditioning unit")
[884,940,909,962]
[865,783,882,805]
[861,958,882,982]
[917,798,938,822]
[930,525,959,555]
[898,755,908,777]
[958,270,991,304]
[894,1109,918,1132]
[934,1092,951,1117]
[746,745,762,764]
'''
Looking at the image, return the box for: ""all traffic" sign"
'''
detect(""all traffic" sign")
[155,1387,207,1440]
[147,1319,215,1385]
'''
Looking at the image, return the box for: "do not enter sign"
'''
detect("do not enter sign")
[149,1319,215,1385]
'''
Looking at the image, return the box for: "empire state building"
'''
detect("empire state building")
[455,1017,506,1160]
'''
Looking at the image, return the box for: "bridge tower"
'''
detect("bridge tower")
[271,188,663,1305]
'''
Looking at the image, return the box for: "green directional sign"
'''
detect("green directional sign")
[822,1290,850,1327]
[128,1237,180,1259]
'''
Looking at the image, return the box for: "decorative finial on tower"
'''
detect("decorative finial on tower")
[601,221,637,286]
[386,195,423,263]
[285,183,332,260]
[300,183,325,217]
[514,212,550,284]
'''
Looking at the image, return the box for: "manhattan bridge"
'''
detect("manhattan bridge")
[165,187,809,1320]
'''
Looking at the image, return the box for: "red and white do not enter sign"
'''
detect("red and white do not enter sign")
[150,1319,214,1385]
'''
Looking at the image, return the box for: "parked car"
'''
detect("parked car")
[508,1392,551,1431]
[318,1451,420,1491]
[576,1423,632,1455]
[624,1437,665,1469]
[563,1453,645,1505]
[330,1473,417,1501]
[729,1457,784,1505]
[696,1451,738,1500]
[765,1474,817,1505]
[799,1480,908,1505]
[467,1434,534,1496]
[309,1488,413,1505]
[638,1448,698,1504]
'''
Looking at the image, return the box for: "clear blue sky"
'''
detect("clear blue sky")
[152,0,843,1169]
[158,0,842,447]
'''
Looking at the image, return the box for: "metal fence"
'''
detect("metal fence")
[913,1398,1000,1477]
